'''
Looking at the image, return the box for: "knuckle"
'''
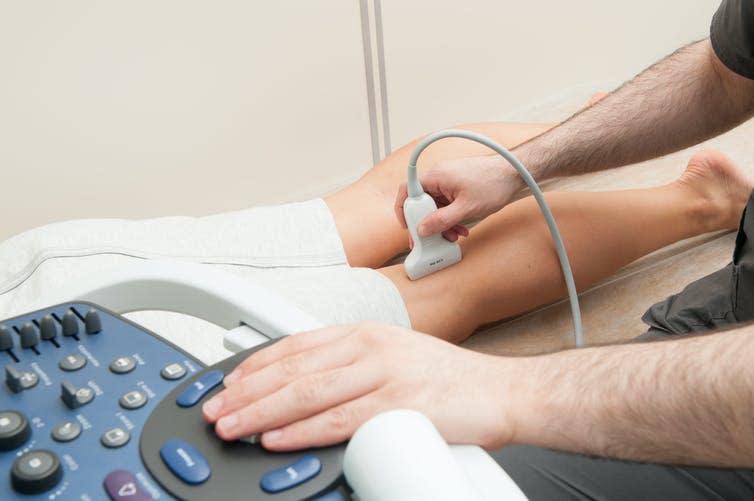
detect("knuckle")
[295,377,322,403]
[434,210,451,228]
[236,378,255,400]
[281,332,304,350]
[319,369,341,388]
[344,322,366,339]
[279,354,303,378]
[269,335,296,360]
[355,321,383,342]
[326,405,353,433]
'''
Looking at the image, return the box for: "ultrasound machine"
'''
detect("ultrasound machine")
[0,260,526,500]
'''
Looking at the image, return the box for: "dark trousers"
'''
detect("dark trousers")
[489,191,754,500]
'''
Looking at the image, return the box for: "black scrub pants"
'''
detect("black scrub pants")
[489,191,754,500]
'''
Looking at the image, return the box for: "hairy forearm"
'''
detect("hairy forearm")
[511,39,754,184]
[504,325,754,467]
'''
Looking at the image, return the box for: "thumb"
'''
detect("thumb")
[418,203,466,237]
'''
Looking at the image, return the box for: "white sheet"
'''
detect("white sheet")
[0,199,410,364]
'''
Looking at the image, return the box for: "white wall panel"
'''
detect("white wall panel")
[0,1,372,240]
[382,0,719,148]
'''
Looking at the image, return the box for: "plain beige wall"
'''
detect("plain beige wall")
[0,1,373,240]
[0,0,721,241]
[383,0,719,147]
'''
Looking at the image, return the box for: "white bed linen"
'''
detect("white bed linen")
[0,199,409,364]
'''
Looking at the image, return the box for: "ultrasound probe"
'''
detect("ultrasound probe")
[403,129,583,347]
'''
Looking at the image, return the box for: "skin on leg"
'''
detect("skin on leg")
[377,150,752,343]
[324,121,553,268]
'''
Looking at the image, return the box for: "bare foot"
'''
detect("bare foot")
[676,149,754,231]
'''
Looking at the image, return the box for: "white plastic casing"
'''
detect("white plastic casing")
[344,410,528,501]
[51,260,325,352]
[403,193,462,280]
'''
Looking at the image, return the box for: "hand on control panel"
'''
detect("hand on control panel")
[202,322,517,451]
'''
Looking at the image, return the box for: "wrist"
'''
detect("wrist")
[481,155,525,209]
[484,354,538,448]
[502,158,528,193]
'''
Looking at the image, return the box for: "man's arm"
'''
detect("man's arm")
[404,38,754,237]
[506,324,754,467]
[203,319,754,468]
[514,38,754,184]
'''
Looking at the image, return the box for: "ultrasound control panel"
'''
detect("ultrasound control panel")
[0,303,348,500]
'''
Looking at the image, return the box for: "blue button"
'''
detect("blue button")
[159,440,211,485]
[176,370,224,407]
[260,455,322,493]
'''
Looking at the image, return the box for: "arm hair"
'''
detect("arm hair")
[513,39,754,181]
[507,325,754,467]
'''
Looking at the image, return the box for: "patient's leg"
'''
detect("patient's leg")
[325,121,554,268]
[325,94,610,268]
[377,150,754,343]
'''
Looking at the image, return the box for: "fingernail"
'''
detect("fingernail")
[263,429,282,442]
[418,224,429,237]
[217,414,238,436]
[203,396,223,419]
[224,370,241,386]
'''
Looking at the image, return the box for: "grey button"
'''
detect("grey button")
[17,449,54,476]
[39,316,58,340]
[51,421,81,442]
[84,309,102,334]
[101,427,130,448]
[0,410,31,451]
[60,381,94,409]
[59,353,86,372]
[160,363,186,381]
[19,323,39,349]
[109,356,136,374]
[76,387,94,403]
[0,325,13,350]
[0,411,22,433]
[61,311,79,337]
[6,365,38,393]
[11,449,62,494]
[119,390,147,410]
[19,372,38,389]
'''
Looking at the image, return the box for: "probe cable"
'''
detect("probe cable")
[407,129,584,347]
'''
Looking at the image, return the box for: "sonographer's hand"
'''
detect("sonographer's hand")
[201,322,517,451]
[394,154,524,239]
